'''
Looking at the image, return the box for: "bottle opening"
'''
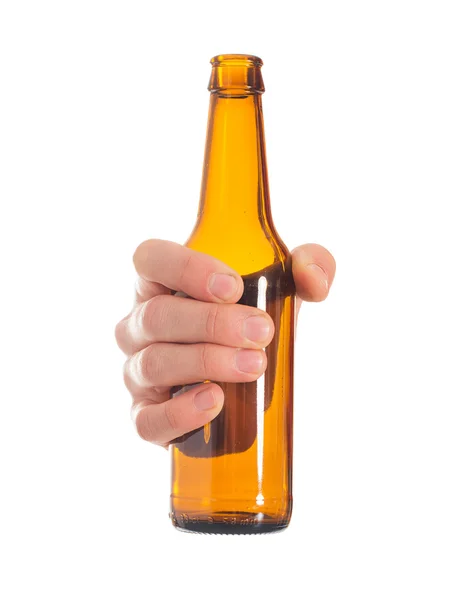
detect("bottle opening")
[209,54,265,95]
[211,54,263,68]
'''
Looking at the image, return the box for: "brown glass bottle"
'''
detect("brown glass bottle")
[170,54,295,534]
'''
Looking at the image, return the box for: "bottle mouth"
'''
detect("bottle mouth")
[209,54,265,95]
[210,54,263,68]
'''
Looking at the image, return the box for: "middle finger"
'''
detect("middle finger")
[116,295,275,355]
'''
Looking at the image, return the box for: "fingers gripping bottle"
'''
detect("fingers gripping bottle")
[170,55,295,534]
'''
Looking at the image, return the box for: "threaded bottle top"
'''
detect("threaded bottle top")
[209,54,265,95]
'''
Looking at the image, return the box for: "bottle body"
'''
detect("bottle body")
[170,55,295,533]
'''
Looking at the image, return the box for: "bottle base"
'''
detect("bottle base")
[171,511,290,535]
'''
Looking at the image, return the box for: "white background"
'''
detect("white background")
[1,1,455,598]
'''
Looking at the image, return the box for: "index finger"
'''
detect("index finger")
[133,239,244,303]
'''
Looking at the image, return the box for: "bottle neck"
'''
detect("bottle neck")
[196,91,272,234]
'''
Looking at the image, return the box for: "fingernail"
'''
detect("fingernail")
[209,273,238,300]
[236,349,265,374]
[307,264,329,291]
[194,388,217,411]
[244,315,271,344]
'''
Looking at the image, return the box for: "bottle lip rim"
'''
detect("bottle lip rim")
[210,54,263,67]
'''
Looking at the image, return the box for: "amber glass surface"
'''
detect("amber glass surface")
[170,55,295,534]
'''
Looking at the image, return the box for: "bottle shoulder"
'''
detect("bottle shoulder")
[185,221,290,277]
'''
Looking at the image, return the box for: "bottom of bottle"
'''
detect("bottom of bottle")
[170,510,291,535]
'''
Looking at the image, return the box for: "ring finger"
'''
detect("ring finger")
[124,342,267,391]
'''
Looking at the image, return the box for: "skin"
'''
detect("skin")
[115,239,336,447]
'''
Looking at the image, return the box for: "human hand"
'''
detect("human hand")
[115,239,335,446]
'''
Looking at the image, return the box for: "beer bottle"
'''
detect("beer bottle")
[170,54,295,534]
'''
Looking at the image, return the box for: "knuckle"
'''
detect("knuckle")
[115,313,135,353]
[178,253,194,289]
[142,346,163,386]
[204,304,220,340]
[199,344,212,377]
[136,401,178,444]
[114,319,125,348]
[142,295,168,339]
[125,353,144,387]
[163,402,178,434]
[122,365,130,390]
[126,346,163,388]
[136,408,158,443]
[126,303,147,346]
